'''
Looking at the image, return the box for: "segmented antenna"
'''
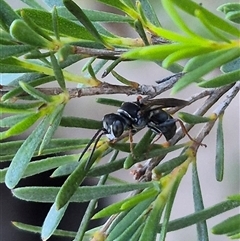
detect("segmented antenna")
[76,128,107,170]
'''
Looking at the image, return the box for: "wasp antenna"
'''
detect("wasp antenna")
[77,128,105,164]
[84,130,106,170]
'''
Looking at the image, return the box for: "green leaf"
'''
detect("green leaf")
[5,115,51,189]
[228,194,240,202]
[55,142,109,209]
[57,6,132,23]
[134,19,149,45]
[0,57,38,73]
[0,0,20,30]
[106,197,155,240]
[0,101,42,114]
[1,74,50,101]
[162,46,213,68]
[159,173,183,241]
[192,162,209,241]
[109,142,133,153]
[0,29,15,43]
[50,162,78,178]
[178,112,211,124]
[63,0,110,47]
[0,155,78,183]
[195,9,231,43]
[120,187,158,211]
[172,48,240,93]
[198,69,240,88]
[162,0,200,38]
[17,8,96,41]
[96,0,133,13]
[153,155,188,175]
[88,157,125,177]
[102,59,122,78]
[1,55,87,100]
[10,19,53,48]
[122,44,184,61]
[39,104,65,154]
[20,0,45,10]
[12,183,151,203]
[0,45,35,59]
[93,188,157,219]
[96,97,123,107]
[0,112,41,140]
[0,113,32,127]
[20,10,53,42]
[171,0,240,37]
[221,57,240,73]
[124,143,186,168]
[50,53,66,91]
[19,81,52,102]
[0,138,91,161]
[138,0,161,27]
[184,48,238,73]
[74,173,109,241]
[111,70,139,87]
[112,215,146,241]
[225,11,240,24]
[212,214,240,235]
[52,7,60,40]
[24,50,52,60]
[218,3,240,14]
[215,115,224,182]
[161,199,240,232]
[82,58,108,77]
[139,194,164,241]
[60,116,102,129]
[218,3,240,24]
[12,221,76,238]
[41,202,69,240]
[0,57,77,82]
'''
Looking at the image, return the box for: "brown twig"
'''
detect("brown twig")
[73,46,127,59]
[0,73,183,99]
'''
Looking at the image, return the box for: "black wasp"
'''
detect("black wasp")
[79,96,190,170]
[103,96,188,141]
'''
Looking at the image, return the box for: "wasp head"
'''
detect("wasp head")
[102,113,126,140]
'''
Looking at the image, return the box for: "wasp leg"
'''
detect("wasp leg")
[175,119,207,147]
[151,133,163,144]
[129,129,134,153]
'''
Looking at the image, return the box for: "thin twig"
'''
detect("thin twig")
[170,84,235,145]
[0,73,184,99]
[73,46,127,59]
[193,82,239,152]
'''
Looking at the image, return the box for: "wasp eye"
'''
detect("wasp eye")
[103,114,125,140]
[112,120,124,138]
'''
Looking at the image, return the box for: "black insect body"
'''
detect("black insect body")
[80,97,189,170]
[147,109,177,141]
[103,97,188,141]
[103,101,149,140]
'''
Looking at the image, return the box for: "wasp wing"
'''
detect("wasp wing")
[140,98,188,113]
